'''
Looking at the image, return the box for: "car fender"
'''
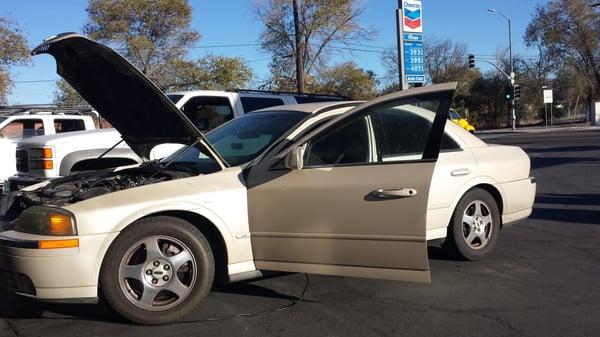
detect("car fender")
[444,175,505,226]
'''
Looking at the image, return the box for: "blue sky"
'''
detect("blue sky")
[3,0,547,104]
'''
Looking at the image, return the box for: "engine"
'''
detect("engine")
[0,164,197,223]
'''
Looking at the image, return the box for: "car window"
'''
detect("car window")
[166,94,184,104]
[441,133,461,151]
[180,96,234,130]
[304,97,443,166]
[0,119,44,140]
[163,111,308,167]
[371,102,443,162]
[304,116,371,166]
[240,97,284,112]
[54,119,85,133]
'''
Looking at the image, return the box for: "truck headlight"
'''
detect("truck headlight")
[15,206,77,236]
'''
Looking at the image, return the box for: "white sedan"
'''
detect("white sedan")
[0,33,535,325]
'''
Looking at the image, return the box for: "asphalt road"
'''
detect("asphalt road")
[1,129,599,337]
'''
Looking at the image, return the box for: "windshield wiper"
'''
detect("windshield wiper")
[149,138,201,179]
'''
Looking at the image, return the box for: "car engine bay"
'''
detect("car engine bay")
[0,163,199,223]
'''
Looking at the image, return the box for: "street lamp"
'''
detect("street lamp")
[488,8,516,131]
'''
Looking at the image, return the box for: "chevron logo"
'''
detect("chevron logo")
[402,0,423,33]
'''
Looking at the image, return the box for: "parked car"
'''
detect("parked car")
[0,110,96,191]
[0,34,535,325]
[449,109,476,133]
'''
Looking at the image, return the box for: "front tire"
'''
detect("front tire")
[100,216,214,325]
[444,188,500,261]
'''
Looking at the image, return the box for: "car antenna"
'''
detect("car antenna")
[149,138,202,179]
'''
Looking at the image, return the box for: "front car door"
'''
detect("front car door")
[245,83,456,282]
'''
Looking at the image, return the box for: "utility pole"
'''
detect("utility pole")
[488,9,516,131]
[292,0,304,94]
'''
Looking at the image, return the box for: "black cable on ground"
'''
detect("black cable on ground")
[176,273,311,324]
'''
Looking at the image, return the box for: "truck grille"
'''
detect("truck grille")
[15,149,29,173]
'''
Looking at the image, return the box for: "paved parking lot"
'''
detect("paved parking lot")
[1,129,599,337]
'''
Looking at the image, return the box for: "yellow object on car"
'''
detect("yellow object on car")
[449,110,475,134]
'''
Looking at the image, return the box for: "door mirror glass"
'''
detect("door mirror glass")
[284,144,306,170]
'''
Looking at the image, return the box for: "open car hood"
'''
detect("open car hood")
[31,33,226,166]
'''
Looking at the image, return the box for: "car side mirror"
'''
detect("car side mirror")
[284,144,306,170]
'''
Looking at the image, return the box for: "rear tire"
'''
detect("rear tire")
[444,188,500,261]
[100,216,214,325]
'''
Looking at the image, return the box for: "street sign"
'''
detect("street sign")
[402,0,423,33]
[404,40,425,83]
[543,89,553,104]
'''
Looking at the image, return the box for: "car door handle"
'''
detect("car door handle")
[371,188,418,198]
[451,168,471,177]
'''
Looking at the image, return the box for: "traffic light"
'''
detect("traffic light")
[468,54,475,68]
[504,86,513,100]
[514,84,521,100]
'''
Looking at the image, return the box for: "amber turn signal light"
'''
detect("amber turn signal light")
[38,239,79,249]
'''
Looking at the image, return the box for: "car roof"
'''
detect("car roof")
[254,101,364,114]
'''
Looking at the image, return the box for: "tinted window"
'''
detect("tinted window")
[441,133,460,151]
[0,119,44,139]
[304,98,442,166]
[167,94,184,104]
[293,96,343,104]
[54,119,85,133]
[240,97,284,112]
[181,96,234,130]
[305,117,370,166]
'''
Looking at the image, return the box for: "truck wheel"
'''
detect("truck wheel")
[100,216,214,325]
[444,188,500,261]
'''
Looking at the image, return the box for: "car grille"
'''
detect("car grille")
[15,149,29,173]
[0,269,36,296]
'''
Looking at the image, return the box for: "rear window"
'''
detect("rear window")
[240,97,284,112]
[54,119,86,133]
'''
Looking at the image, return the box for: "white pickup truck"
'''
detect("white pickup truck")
[0,110,96,190]
[5,90,345,192]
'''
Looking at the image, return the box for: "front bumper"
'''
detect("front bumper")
[0,230,118,301]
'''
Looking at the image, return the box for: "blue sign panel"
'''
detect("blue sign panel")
[404,40,425,83]
[403,33,423,42]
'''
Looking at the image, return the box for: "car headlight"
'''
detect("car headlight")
[15,206,77,236]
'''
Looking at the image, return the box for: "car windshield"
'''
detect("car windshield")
[162,111,308,167]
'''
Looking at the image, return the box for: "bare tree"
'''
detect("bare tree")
[254,0,374,92]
